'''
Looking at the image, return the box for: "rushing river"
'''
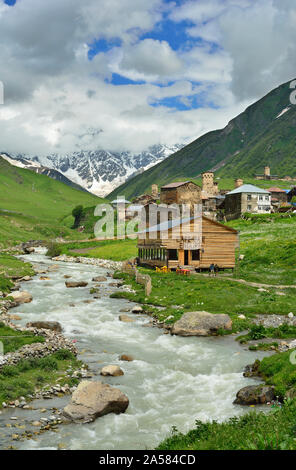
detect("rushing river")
[2,251,269,450]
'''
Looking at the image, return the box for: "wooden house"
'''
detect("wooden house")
[137,215,238,271]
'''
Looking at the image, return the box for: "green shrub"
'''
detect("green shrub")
[53,349,75,361]
[38,356,59,371]
[248,324,267,340]
[46,242,62,258]
[0,365,18,377]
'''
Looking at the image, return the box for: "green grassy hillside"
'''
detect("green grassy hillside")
[0,156,104,247]
[108,78,296,200]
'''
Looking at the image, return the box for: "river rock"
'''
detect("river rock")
[24,247,35,254]
[132,306,143,314]
[119,315,135,323]
[7,291,33,304]
[100,365,124,377]
[171,311,232,336]
[65,281,88,288]
[92,276,107,282]
[26,321,63,333]
[21,276,32,281]
[119,354,134,362]
[48,265,60,271]
[63,381,129,423]
[9,314,22,321]
[234,385,275,405]
[243,359,261,378]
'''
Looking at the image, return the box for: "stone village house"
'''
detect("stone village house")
[224,184,271,220]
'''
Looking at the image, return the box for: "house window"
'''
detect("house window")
[265,196,269,201]
[259,195,263,201]
[191,250,200,261]
[168,249,178,260]
[247,194,252,201]
[247,205,252,211]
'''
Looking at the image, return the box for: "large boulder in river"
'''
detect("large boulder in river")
[171,311,232,337]
[8,291,33,304]
[119,314,135,323]
[92,276,107,282]
[65,281,88,288]
[26,321,63,333]
[100,365,124,377]
[132,306,143,314]
[234,385,275,405]
[63,381,129,423]
[119,354,134,362]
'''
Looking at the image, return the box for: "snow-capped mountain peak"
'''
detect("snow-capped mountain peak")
[8,144,182,197]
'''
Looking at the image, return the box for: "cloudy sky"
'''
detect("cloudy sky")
[0,0,295,156]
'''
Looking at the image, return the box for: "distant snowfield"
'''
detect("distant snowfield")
[275,107,291,119]
[1,144,183,197]
[0,153,41,169]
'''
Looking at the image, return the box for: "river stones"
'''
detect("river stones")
[48,265,60,272]
[234,385,275,405]
[132,306,143,314]
[8,314,22,321]
[92,276,107,282]
[119,354,134,362]
[7,291,33,304]
[63,381,129,423]
[24,247,35,254]
[119,315,135,323]
[65,281,88,288]
[171,311,232,337]
[100,365,124,377]
[26,321,63,333]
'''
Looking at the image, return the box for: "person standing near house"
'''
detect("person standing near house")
[209,263,215,277]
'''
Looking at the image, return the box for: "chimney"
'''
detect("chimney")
[235,178,243,188]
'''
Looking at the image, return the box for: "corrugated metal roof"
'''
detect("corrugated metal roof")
[267,187,286,193]
[226,184,270,195]
[111,199,131,204]
[138,216,196,234]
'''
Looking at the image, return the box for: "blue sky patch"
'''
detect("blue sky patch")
[140,18,197,51]
[105,73,146,86]
[150,92,220,111]
[88,38,122,60]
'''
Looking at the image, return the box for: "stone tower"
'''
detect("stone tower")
[202,172,215,196]
[151,184,159,199]
[235,178,244,188]
[264,166,270,178]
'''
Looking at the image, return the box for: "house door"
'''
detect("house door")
[184,250,189,266]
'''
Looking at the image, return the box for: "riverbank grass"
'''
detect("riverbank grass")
[0,350,82,406]
[112,270,296,330]
[0,322,45,354]
[0,254,34,292]
[157,399,296,450]
[59,238,137,261]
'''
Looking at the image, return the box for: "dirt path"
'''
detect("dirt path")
[194,273,296,290]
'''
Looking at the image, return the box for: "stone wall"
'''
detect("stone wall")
[121,262,152,296]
